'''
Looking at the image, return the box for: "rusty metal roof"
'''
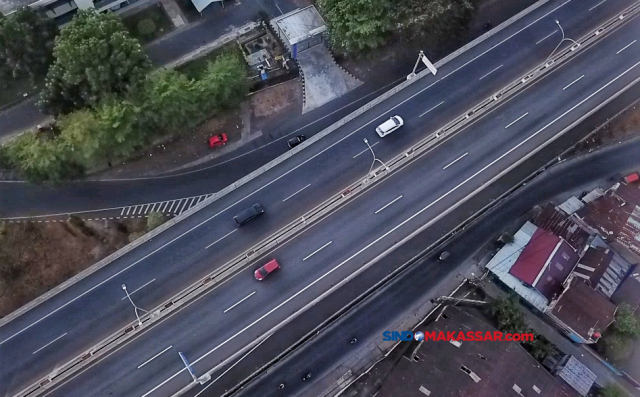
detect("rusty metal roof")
[533,204,592,251]
[576,183,640,260]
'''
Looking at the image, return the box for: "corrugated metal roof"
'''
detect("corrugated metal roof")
[533,204,592,251]
[557,356,597,396]
[487,222,549,311]
[558,197,584,215]
[611,264,640,312]
[510,228,560,285]
[577,183,640,259]
[534,240,579,301]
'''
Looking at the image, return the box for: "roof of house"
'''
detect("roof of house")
[576,183,640,260]
[610,264,640,313]
[377,306,578,397]
[534,240,579,301]
[574,246,614,286]
[272,5,326,46]
[556,355,597,396]
[486,222,549,311]
[533,204,592,251]
[510,227,561,285]
[549,278,617,340]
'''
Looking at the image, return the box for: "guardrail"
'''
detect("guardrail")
[16,1,640,395]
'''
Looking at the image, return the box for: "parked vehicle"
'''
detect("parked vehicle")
[439,251,450,261]
[376,116,404,138]
[254,258,280,281]
[209,133,228,148]
[288,135,306,149]
[233,203,264,226]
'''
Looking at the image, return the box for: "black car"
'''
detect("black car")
[288,135,306,149]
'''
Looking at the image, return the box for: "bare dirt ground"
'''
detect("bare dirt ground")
[0,218,146,318]
[250,79,303,132]
[567,104,640,156]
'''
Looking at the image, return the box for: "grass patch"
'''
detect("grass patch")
[0,74,43,110]
[122,4,175,45]
[177,45,245,80]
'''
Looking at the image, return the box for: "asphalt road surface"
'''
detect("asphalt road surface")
[2,0,640,395]
[1,0,632,217]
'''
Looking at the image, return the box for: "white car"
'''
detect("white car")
[376,116,404,138]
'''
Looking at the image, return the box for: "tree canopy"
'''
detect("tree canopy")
[318,0,475,55]
[0,8,57,81]
[39,10,151,116]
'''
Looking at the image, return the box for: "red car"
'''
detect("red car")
[209,133,228,148]
[254,259,280,281]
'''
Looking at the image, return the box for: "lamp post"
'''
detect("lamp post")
[546,19,579,62]
[407,50,438,80]
[363,138,389,178]
[122,284,148,327]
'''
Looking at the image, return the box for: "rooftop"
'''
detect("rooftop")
[272,5,326,45]
[377,306,578,397]
[611,264,640,313]
[576,183,640,261]
[534,240,579,301]
[549,278,617,341]
[556,355,598,396]
[0,0,34,15]
[486,222,549,311]
[510,227,560,285]
[533,204,592,251]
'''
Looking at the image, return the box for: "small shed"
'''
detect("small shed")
[271,6,326,59]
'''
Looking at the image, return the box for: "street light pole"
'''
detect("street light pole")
[122,284,149,327]
[363,138,389,178]
[546,19,579,62]
[407,50,438,80]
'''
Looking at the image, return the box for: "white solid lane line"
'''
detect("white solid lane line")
[375,195,403,214]
[121,279,156,300]
[2,0,577,349]
[439,0,571,80]
[589,0,606,11]
[32,333,67,355]
[223,292,256,314]
[283,184,312,202]
[536,30,558,45]
[562,75,585,90]
[504,112,529,129]
[419,101,445,118]
[479,64,504,80]
[303,241,333,261]
[443,152,469,170]
[617,39,637,54]
[137,346,173,369]
[141,57,640,397]
[353,142,379,158]
[206,230,238,249]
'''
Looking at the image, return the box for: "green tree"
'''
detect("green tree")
[195,53,249,111]
[614,303,640,337]
[318,0,394,54]
[599,383,627,397]
[137,19,156,39]
[397,0,474,43]
[490,296,528,334]
[4,132,83,183]
[0,8,58,81]
[39,10,151,116]
[139,69,199,131]
[146,211,166,231]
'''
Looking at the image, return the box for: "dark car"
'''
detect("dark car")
[254,258,280,281]
[288,135,306,149]
[233,203,264,226]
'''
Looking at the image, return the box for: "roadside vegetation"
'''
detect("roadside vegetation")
[489,295,555,361]
[0,10,249,183]
[317,0,476,55]
[596,303,640,364]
